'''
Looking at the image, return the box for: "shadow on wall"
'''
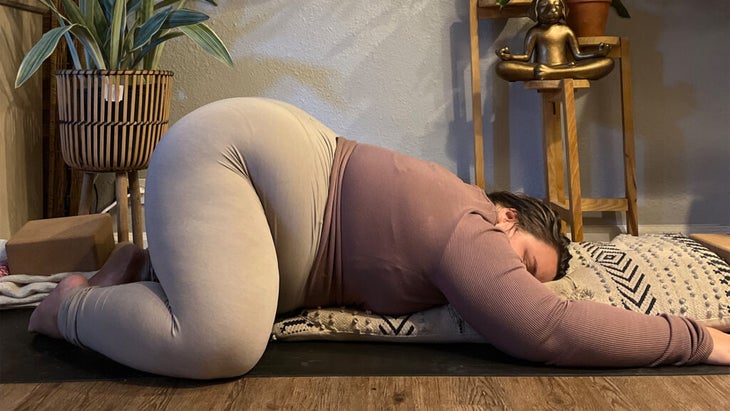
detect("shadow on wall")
[446,13,514,188]
[163,1,347,123]
[620,7,729,227]
[167,52,345,117]
[1,7,44,237]
[177,0,464,162]
[686,140,730,226]
[612,10,690,201]
[446,19,477,183]
[447,10,549,195]
[688,192,730,228]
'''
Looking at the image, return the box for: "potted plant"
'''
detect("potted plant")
[16,0,233,85]
[15,0,233,245]
[15,0,233,172]
[496,0,630,37]
[564,0,630,37]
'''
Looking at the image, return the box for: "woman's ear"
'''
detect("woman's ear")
[495,207,519,234]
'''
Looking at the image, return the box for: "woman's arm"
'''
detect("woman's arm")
[433,215,714,367]
[705,327,730,365]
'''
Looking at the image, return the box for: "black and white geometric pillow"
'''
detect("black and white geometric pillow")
[549,233,730,329]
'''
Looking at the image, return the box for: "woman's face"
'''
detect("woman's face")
[494,206,559,282]
[507,230,559,282]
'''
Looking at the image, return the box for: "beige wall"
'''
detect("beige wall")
[1,3,44,238]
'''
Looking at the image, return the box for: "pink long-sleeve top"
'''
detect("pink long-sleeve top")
[305,138,712,367]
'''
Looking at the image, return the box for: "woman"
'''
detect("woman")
[28,98,730,379]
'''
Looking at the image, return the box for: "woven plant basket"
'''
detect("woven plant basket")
[56,70,174,172]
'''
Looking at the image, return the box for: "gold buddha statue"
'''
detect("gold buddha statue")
[495,0,614,82]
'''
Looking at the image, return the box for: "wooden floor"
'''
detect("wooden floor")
[2,375,729,410]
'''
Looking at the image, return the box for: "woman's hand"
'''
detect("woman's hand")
[704,327,730,365]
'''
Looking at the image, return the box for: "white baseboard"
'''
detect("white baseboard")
[637,224,730,235]
[579,224,730,242]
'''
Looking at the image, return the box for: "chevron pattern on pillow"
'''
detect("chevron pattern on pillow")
[548,233,730,329]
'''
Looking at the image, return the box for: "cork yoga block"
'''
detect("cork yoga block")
[6,214,115,275]
[690,233,730,264]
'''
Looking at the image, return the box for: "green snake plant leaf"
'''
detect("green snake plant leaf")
[127,0,142,15]
[38,0,69,24]
[153,0,218,9]
[84,0,108,51]
[164,9,210,29]
[40,0,79,68]
[157,0,219,7]
[40,0,80,68]
[67,25,108,70]
[134,8,172,50]
[612,0,631,18]
[79,0,99,67]
[178,23,233,67]
[61,0,91,28]
[154,0,180,8]
[108,0,127,69]
[131,31,186,68]
[98,0,115,23]
[15,25,74,88]
[140,0,153,20]
[17,0,233,87]
[63,0,104,68]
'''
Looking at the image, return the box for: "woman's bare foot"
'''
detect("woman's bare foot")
[88,242,148,287]
[28,274,88,338]
[28,243,147,339]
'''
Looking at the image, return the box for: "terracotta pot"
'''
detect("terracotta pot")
[565,0,611,37]
[55,70,174,172]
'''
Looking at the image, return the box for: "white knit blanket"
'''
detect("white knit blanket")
[0,240,95,309]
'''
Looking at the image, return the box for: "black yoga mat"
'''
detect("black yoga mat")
[1,308,728,383]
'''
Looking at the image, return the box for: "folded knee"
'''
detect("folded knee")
[148,316,272,379]
[169,339,267,380]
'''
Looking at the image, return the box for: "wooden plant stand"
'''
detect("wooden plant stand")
[468,1,638,240]
[524,78,637,241]
[56,70,173,246]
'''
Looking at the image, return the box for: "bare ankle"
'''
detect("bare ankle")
[89,242,146,287]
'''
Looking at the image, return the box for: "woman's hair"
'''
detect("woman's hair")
[487,191,571,280]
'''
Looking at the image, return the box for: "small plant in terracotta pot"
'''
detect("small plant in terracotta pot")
[496,0,629,37]
[564,0,630,37]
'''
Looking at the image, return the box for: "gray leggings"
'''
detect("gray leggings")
[58,98,338,379]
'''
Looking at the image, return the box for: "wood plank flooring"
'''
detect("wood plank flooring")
[3,375,729,410]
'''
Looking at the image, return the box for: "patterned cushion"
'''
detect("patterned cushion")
[271,233,730,341]
[548,233,730,328]
[272,304,486,343]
